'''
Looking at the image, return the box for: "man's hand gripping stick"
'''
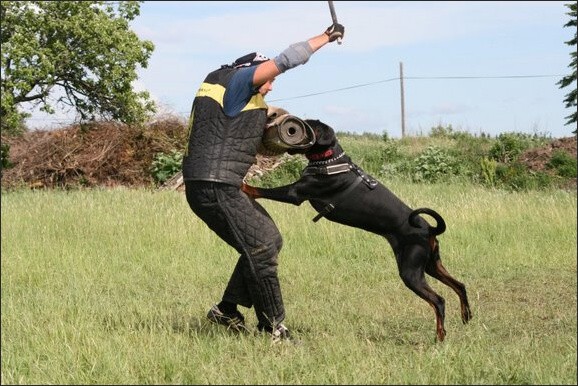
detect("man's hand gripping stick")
[327,1,342,45]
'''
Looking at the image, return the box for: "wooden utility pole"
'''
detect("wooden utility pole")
[399,62,406,138]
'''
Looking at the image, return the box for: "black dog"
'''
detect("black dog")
[242,119,472,342]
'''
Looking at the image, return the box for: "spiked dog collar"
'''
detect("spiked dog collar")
[307,151,346,166]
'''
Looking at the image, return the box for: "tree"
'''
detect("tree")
[1,1,156,135]
[557,2,577,134]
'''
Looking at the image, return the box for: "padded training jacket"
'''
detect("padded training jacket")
[182,67,268,186]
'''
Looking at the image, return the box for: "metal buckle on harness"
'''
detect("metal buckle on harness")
[324,163,351,175]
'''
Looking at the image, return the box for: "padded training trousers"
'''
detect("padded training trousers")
[185,180,285,328]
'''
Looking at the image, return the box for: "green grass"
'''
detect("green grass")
[2,184,576,384]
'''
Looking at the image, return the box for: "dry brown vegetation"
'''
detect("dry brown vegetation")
[0,117,283,189]
[519,136,577,172]
[1,120,186,189]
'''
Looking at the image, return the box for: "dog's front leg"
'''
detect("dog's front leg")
[241,182,304,205]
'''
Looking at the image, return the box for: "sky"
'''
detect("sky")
[25,1,576,138]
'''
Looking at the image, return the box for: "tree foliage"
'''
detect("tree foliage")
[557,2,577,133]
[1,1,156,135]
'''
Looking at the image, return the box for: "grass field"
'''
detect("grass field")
[1,183,576,384]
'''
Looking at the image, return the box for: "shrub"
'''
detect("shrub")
[547,150,577,178]
[488,132,549,163]
[381,131,390,142]
[150,150,183,184]
[411,146,460,183]
[480,157,498,187]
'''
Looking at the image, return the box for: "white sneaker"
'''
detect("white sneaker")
[258,323,293,343]
[271,323,291,343]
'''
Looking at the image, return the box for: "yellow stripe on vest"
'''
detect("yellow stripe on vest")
[242,93,267,111]
[196,83,267,111]
[196,83,226,107]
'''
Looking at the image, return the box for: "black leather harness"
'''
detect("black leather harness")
[303,161,378,222]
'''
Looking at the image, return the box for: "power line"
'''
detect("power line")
[269,74,565,103]
[408,74,564,79]
[268,77,400,102]
[25,73,566,121]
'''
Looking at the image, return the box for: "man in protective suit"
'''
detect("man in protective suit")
[182,23,345,343]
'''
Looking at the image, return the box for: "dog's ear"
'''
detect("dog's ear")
[305,119,336,146]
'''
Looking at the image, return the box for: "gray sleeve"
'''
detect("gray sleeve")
[273,41,314,73]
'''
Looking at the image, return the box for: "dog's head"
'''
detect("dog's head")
[287,119,337,156]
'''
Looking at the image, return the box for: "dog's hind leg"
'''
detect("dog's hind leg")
[396,243,447,342]
[425,252,473,325]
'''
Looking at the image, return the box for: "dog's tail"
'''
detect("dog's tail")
[409,208,446,236]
